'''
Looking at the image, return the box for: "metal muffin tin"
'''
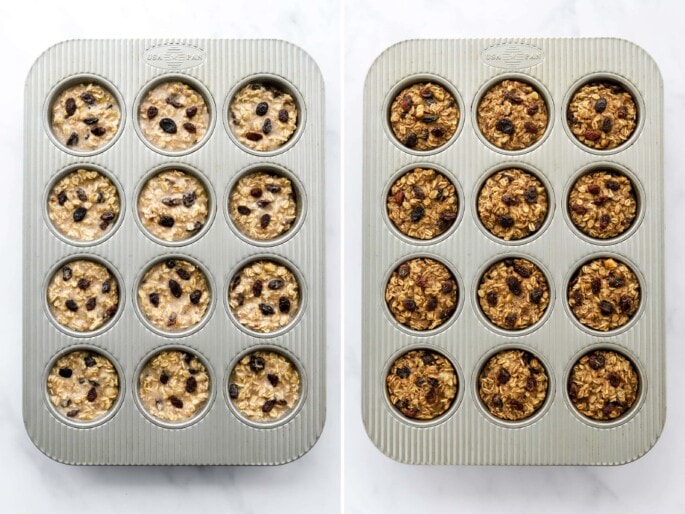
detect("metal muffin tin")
[24,39,325,465]
[362,38,664,465]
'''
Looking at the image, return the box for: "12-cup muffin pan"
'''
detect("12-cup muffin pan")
[362,38,664,465]
[24,39,325,465]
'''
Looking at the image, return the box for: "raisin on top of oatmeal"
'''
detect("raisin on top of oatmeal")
[567,81,638,150]
[229,82,298,152]
[477,168,548,241]
[389,82,459,151]
[568,258,640,331]
[138,81,210,151]
[568,349,639,421]
[386,349,457,420]
[48,168,120,242]
[137,169,209,242]
[51,83,121,152]
[229,171,297,240]
[385,257,458,331]
[568,171,637,239]
[387,167,458,240]
[477,79,548,151]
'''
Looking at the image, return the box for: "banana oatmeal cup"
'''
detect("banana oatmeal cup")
[228,350,301,422]
[47,350,120,422]
[138,350,210,423]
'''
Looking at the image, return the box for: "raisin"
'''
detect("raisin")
[252,280,263,297]
[66,410,80,418]
[510,399,524,411]
[57,190,68,206]
[583,129,601,141]
[87,387,97,402]
[438,210,457,230]
[246,132,264,142]
[265,184,281,193]
[426,296,438,311]
[402,298,417,312]
[608,373,621,387]
[591,277,602,294]
[166,259,176,269]
[396,366,410,379]
[259,303,275,315]
[100,211,115,222]
[262,118,273,134]
[158,215,175,227]
[587,184,601,195]
[441,281,454,294]
[571,204,587,215]
[497,368,511,384]
[75,278,91,291]
[105,305,118,318]
[421,352,436,365]
[186,106,198,118]
[503,91,523,104]
[588,352,606,370]
[62,266,72,281]
[410,206,424,222]
[278,109,289,122]
[529,288,543,304]
[66,132,79,146]
[183,122,197,133]
[237,205,251,215]
[617,106,628,119]
[90,126,106,137]
[523,187,538,204]
[161,197,181,207]
[608,275,625,288]
[80,92,95,105]
[415,275,428,288]
[262,400,275,413]
[267,374,279,387]
[64,97,77,117]
[189,289,202,304]
[279,296,291,313]
[257,199,271,208]
[65,299,78,311]
[404,132,418,148]
[250,187,263,198]
[397,263,410,278]
[440,307,455,319]
[431,127,445,138]
[425,388,437,404]
[609,83,623,94]
[159,372,169,385]
[268,279,284,290]
[498,215,514,228]
[260,213,271,228]
[506,276,522,295]
[421,115,438,123]
[186,376,197,393]
[169,279,182,298]
[252,101,269,116]
[147,106,158,119]
[594,98,607,113]
[419,87,433,99]
[486,290,498,306]
[525,377,537,392]
[169,396,183,409]
[605,179,620,191]
[568,382,579,399]
[228,383,239,399]
[159,118,177,134]
[84,355,96,367]
[602,117,614,133]
[249,354,265,372]
[504,259,515,267]
[166,96,183,108]
[148,292,160,307]
[526,103,539,115]
[619,295,633,313]
[58,368,73,378]
[492,395,504,408]
[72,207,87,222]
[599,300,615,315]
[85,297,96,311]
[496,118,514,135]
[513,263,531,278]
[504,312,518,327]
[601,402,616,417]
[501,193,519,206]
[412,185,425,200]
[83,117,99,125]
[524,122,538,134]
[599,214,611,230]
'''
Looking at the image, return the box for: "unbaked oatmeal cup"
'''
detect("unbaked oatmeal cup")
[47,167,121,242]
[138,80,210,152]
[47,350,120,422]
[478,349,549,421]
[228,81,299,152]
[229,170,297,241]
[477,168,549,241]
[137,169,210,242]
[476,78,549,151]
[138,350,210,423]
[50,82,121,152]
[568,257,640,332]
[228,350,301,423]
[386,349,457,421]
[228,260,300,333]
[568,170,638,239]
[477,258,550,330]
[568,349,639,421]
[46,259,120,333]
[389,81,459,151]
[386,167,458,240]
[385,257,458,331]
[137,258,211,332]
[567,80,638,150]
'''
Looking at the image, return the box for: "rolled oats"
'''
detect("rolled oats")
[567,81,637,150]
[386,349,457,420]
[389,82,459,151]
[568,258,640,331]
[47,350,119,421]
[477,79,548,151]
[229,350,300,422]
[477,168,548,240]
[386,167,458,240]
[477,258,549,330]
[138,350,210,422]
[479,349,548,421]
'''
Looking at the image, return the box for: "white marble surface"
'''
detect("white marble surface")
[343,0,685,512]
[0,0,340,512]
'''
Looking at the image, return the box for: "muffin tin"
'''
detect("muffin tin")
[24,39,325,465]
[362,38,664,465]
